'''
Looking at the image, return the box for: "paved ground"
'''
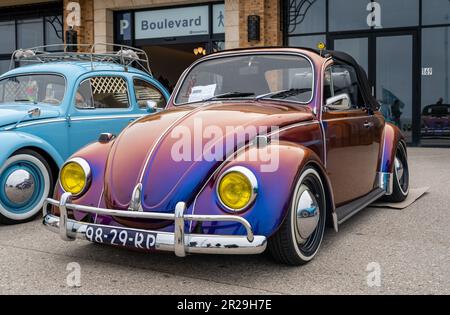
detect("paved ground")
[0,148,449,295]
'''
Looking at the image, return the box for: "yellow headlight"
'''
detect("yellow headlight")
[217,169,256,211]
[60,160,88,195]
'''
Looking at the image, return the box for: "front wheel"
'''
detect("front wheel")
[384,143,409,202]
[0,149,53,225]
[268,167,326,265]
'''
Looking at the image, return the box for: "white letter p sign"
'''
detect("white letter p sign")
[120,20,130,35]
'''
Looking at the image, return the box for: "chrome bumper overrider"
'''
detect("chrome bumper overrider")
[43,192,267,257]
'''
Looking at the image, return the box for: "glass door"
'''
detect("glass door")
[376,34,414,143]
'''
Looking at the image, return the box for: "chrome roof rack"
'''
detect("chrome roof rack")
[10,43,152,75]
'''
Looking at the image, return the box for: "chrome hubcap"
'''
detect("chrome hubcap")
[4,169,36,205]
[395,157,404,182]
[296,186,320,242]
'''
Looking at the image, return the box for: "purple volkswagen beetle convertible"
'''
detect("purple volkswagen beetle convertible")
[44,48,408,265]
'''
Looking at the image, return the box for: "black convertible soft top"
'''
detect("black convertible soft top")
[300,47,380,110]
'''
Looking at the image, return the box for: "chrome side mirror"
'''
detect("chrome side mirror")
[324,93,351,111]
[27,107,41,118]
[145,100,158,113]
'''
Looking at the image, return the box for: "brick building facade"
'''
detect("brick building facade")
[61,0,283,50]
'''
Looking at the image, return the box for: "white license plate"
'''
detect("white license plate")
[85,225,157,250]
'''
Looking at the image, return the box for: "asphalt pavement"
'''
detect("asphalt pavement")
[0,147,449,295]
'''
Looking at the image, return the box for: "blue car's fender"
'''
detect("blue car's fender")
[0,131,65,169]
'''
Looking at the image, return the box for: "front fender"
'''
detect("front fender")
[378,122,405,174]
[0,131,64,168]
[51,140,114,219]
[192,140,333,237]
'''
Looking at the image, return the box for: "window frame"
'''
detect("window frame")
[173,51,316,106]
[323,62,367,111]
[0,72,67,106]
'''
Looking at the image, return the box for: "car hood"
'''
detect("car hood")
[103,101,314,212]
[0,103,61,128]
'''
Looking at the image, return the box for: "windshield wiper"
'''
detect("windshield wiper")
[203,92,255,102]
[256,88,311,100]
[14,99,37,104]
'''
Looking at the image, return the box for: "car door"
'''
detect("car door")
[321,62,379,206]
[67,74,145,153]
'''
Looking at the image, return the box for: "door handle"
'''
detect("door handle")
[363,121,374,128]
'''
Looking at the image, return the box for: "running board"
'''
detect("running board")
[336,188,385,225]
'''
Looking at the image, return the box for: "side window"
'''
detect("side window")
[75,80,94,109]
[75,76,130,110]
[326,63,365,109]
[133,79,166,109]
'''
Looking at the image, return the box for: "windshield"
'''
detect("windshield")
[175,54,314,105]
[0,74,65,106]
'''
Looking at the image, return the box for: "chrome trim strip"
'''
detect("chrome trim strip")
[5,118,66,130]
[43,193,265,256]
[173,51,316,106]
[69,114,144,121]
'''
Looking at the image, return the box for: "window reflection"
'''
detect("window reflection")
[421,27,450,143]
[376,36,413,142]
[423,0,450,26]
[376,0,419,28]
[287,0,326,34]
[329,0,370,31]
[288,34,326,49]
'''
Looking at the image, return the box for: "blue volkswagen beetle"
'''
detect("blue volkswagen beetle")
[0,46,169,224]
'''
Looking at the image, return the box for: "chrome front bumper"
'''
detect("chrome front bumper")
[43,192,267,257]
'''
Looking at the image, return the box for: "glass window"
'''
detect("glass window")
[0,60,11,76]
[288,34,326,49]
[75,80,94,109]
[287,0,326,34]
[421,27,450,140]
[134,79,166,109]
[212,41,225,53]
[422,0,450,26]
[175,54,314,105]
[334,37,369,74]
[0,74,65,105]
[77,77,130,109]
[45,16,63,51]
[329,0,370,31]
[325,63,365,109]
[376,0,419,28]
[17,18,44,49]
[0,21,15,54]
[376,35,413,141]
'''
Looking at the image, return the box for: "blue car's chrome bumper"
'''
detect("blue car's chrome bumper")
[43,192,267,257]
